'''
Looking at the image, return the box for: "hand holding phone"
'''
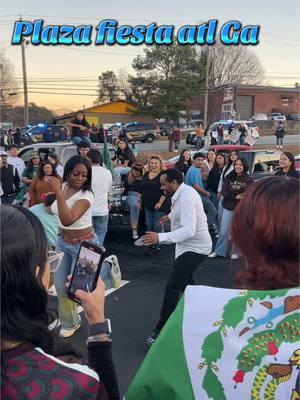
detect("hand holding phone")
[67,241,106,305]
[67,276,105,325]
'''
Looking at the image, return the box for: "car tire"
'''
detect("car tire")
[146,135,154,143]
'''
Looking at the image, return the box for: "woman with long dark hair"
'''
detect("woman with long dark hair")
[175,149,192,177]
[1,205,119,399]
[113,139,136,178]
[47,155,93,337]
[67,110,92,147]
[209,158,253,260]
[29,161,61,205]
[275,152,299,178]
[217,150,238,225]
[48,152,64,177]
[207,153,226,208]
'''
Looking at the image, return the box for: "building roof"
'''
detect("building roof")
[211,84,300,93]
[53,100,138,122]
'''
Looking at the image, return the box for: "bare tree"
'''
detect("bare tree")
[0,52,19,107]
[206,43,265,87]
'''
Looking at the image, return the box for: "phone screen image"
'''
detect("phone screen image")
[68,242,104,302]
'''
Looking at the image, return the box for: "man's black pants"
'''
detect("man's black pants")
[156,251,207,332]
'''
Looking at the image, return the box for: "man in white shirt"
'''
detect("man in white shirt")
[7,144,25,183]
[142,168,212,345]
[87,149,112,245]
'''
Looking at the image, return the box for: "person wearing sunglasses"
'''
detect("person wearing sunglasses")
[1,205,120,399]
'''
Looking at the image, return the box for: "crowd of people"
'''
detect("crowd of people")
[1,114,299,399]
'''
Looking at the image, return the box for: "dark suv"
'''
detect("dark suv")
[27,124,69,143]
[125,122,160,143]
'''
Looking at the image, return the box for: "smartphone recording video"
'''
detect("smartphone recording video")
[68,241,105,303]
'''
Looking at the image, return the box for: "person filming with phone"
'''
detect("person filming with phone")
[1,205,120,399]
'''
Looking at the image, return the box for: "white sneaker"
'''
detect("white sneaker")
[59,321,81,338]
[104,255,122,288]
[276,145,279,148]
[132,229,139,239]
[231,254,239,260]
[47,285,57,296]
[208,252,217,258]
[48,318,59,331]
[280,146,283,149]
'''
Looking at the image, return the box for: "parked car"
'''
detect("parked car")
[27,124,69,143]
[251,113,268,121]
[286,113,300,121]
[159,124,175,136]
[240,150,282,180]
[125,122,160,143]
[186,120,259,146]
[269,113,286,121]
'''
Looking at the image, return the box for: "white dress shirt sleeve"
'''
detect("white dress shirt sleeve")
[158,196,197,244]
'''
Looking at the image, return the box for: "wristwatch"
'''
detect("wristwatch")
[88,319,111,337]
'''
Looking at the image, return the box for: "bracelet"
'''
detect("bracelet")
[86,333,111,344]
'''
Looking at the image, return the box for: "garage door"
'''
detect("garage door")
[236,96,254,119]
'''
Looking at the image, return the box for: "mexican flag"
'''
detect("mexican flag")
[125,286,299,400]
[102,136,114,177]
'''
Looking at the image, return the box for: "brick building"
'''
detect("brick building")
[190,85,300,124]
[54,100,155,126]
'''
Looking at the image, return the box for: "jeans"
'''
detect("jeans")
[218,195,224,228]
[218,135,224,145]
[156,252,207,331]
[276,137,283,146]
[207,189,219,210]
[144,209,165,233]
[54,235,113,329]
[114,167,131,177]
[200,194,217,230]
[72,136,92,147]
[214,208,235,257]
[239,135,245,145]
[125,191,140,226]
[174,140,180,150]
[92,215,109,246]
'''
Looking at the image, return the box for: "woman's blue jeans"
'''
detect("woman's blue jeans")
[213,208,238,257]
[125,191,140,226]
[54,235,113,329]
[72,136,92,147]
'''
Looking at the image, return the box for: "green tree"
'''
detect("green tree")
[2,103,54,126]
[129,44,205,122]
[97,71,119,103]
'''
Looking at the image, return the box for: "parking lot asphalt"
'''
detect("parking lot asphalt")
[48,225,243,396]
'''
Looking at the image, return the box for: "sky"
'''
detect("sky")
[1,0,300,112]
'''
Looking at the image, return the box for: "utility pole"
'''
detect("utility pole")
[203,49,210,129]
[21,36,29,126]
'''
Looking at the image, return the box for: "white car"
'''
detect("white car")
[269,113,286,121]
[251,113,268,121]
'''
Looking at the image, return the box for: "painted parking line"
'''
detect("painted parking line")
[48,280,130,330]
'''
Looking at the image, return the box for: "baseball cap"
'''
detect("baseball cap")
[31,151,40,158]
[0,151,8,156]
